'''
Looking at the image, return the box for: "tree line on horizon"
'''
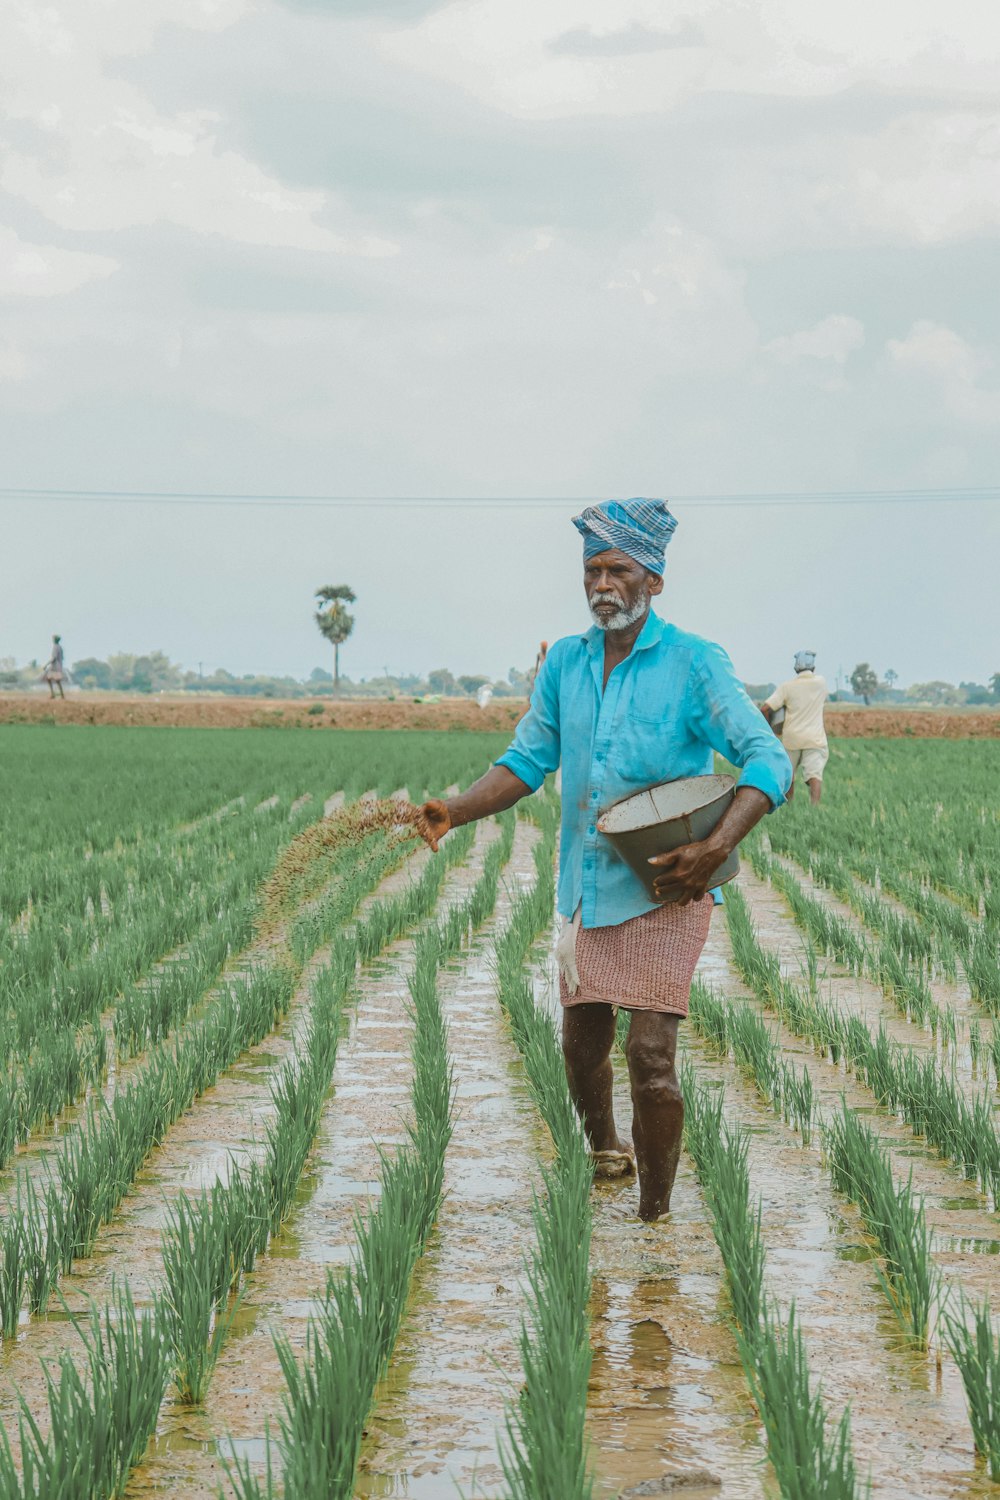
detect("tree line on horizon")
[2,584,998,707]
[2,650,998,708]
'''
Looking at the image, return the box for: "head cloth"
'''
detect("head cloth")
[571,497,678,576]
[794,650,816,672]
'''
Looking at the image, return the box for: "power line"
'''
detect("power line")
[0,485,998,509]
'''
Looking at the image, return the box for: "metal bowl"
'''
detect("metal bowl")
[597,773,739,903]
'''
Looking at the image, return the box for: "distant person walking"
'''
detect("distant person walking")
[529,640,548,693]
[762,651,828,804]
[42,635,66,700]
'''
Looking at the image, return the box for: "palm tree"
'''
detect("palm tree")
[314,585,356,693]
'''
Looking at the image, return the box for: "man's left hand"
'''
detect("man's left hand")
[648,839,725,905]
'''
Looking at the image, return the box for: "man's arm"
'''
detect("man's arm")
[647,644,791,904]
[418,766,531,850]
[417,646,562,850]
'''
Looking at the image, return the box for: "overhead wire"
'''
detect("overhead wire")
[1,486,998,510]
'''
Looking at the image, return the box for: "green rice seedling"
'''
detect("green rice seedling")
[489,803,594,1500]
[825,1108,936,1348]
[681,1064,863,1498]
[742,1304,863,1500]
[944,1296,1000,1480]
[681,1064,766,1341]
[779,1061,815,1145]
[0,1281,171,1500]
[989,1025,1000,1088]
[230,949,459,1497]
[726,885,1000,1200]
[500,1149,594,1500]
[0,1213,27,1339]
[968,930,1000,1016]
[688,977,730,1054]
[162,1186,251,1404]
[969,1019,983,1071]
[221,812,515,1489]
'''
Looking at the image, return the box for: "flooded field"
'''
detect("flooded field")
[1,729,999,1498]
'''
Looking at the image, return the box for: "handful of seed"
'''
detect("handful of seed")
[260,798,428,925]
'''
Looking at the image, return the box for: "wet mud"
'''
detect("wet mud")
[3,815,997,1498]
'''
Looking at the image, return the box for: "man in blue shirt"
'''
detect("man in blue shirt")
[419,499,791,1221]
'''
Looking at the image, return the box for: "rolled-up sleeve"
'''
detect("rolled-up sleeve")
[495,652,562,792]
[690,644,791,810]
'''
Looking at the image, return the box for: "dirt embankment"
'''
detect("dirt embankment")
[0,694,527,732]
[2,694,998,738]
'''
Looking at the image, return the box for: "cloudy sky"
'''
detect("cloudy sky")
[1,0,998,687]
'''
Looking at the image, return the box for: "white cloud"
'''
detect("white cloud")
[603,221,757,371]
[888,320,1000,425]
[0,0,398,257]
[765,315,865,366]
[506,228,555,264]
[815,111,1000,244]
[0,226,118,297]
[381,0,1000,121]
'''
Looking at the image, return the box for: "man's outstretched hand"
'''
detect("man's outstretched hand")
[416,799,452,852]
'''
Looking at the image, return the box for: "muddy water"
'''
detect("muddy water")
[352,820,543,1499]
[696,890,999,1497]
[0,816,426,1446]
[713,876,1000,1249]
[126,821,502,1499]
[505,926,769,1498]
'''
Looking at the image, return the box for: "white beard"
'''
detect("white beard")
[588,590,648,632]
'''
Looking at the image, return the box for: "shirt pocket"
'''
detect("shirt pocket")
[613,650,690,784]
[614,710,678,785]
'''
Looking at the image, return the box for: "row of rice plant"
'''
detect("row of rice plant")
[688,978,815,1142]
[0,855,271,1174]
[1,792,300,1054]
[786,843,955,976]
[0,1281,171,1499]
[687,980,1000,1473]
[766,741,998,918]
[825,1108,937,1348]
[0,791,480,1496]
[724,884,1000,1201]
[689,978,939,1349]
[681,1063,865,1499]
[225,817,513,1500]
[0,724,511,926]
[163,818,484,1406]
[0,962,298,1338]
[0,806,437,1339]
[487,798,595,1500]
[749,843,946,1034]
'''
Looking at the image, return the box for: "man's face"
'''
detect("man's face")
[584,549,663,631]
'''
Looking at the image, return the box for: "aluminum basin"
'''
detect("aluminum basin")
[597,773,740,903]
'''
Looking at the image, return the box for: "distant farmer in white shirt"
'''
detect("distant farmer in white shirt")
[42,635,66,700]
[762,651,828,804]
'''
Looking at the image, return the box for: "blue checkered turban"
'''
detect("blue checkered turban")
[571,498,678,576]
[794,650,816,672]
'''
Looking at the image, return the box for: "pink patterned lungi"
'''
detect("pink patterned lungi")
[559,895,713,1016]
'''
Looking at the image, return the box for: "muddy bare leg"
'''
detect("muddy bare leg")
[625,1012,683,1221]
[562,1003,627,1155]
[807,777,822,805]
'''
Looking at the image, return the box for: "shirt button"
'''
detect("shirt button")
[588,824,595,835]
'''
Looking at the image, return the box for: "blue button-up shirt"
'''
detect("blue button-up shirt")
[497,612,792,928]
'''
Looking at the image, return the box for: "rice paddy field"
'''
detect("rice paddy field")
[1,723,999,1500]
